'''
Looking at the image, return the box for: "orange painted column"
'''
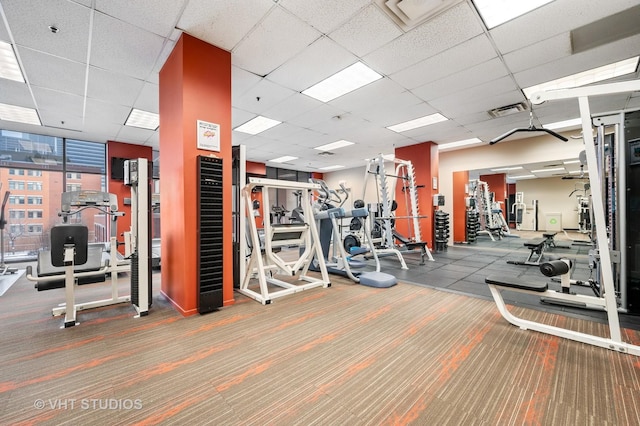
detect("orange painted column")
[452,170,469,243]
[394,142,438,248]
[159,34,233,316]
[479,173,507,209]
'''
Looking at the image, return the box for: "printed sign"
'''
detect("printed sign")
[197,120,220,152]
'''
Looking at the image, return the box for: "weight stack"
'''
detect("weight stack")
[434,210,450,252]
[466,210,479,243]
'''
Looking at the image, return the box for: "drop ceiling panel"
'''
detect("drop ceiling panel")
[90,11,166,80]
[39,109,84,132]
[232,108,258,129]
[328,4,403,57]
[150,40,178,85]
[32,87,84,118]
[266,37,357,92]
[232,67,263,99]
[355,92,430,126]
[84,98,131,126]
[95,0,185,37]
[0,79,37,108]
[233,79,296,115]
[116,124,156,144]
[18,48,86,96]
[285,128,334,148]
[286,104,348,128]
[389,34,497,90]
[279,0,370,34]
[262,93,323,123]
[329,78,408,112]
[133,82,159,113]
[430,76,520,111]
[502,33,571,74]
[513,33,640,88]
[232,7,321,77]
[433,90,524,119]
[87,67,146,107]
[177,0,274,51]
[363,2,484,75]
[2,0,91,63]
[489,0,640,54]
[258,122,304,141]
[0,12,10,41]
[412,57,509,102]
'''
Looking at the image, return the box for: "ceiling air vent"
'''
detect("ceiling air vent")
[488,102,528,118]
[375,0,463,32]
[317,151,334,156]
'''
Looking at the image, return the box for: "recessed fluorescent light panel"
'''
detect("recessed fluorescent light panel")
[530,167,565,173]
[234,115,281,135]
[563,159,581,164]
[319,165,345,171]
[125,108,159,130]
[438,137,483,151]
[490,166,523,172]
[302,62,382,103]
[508,174,536,180]
[387,113,448,133]
[473,0,555,29]
[269,155,298,163]
[0,102,41,125]
[314,140,355,151]
[0,41,25,83]
[523,56,639,99]
[545,118,582,130]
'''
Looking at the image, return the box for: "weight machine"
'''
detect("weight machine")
[27,158,152,326]
[240,177,330,305]
[511,192,526,231]
[485,79,640,355]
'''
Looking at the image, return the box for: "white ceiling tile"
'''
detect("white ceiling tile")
[2,0,91,63]
[330,78,408,112]
[87,67,145,107]
[151,40,177,84]
[134,82,159,113]
[262,93,324,122]
[356,93,432,126]
[431,90,524,119]
[91,11,165,79]
[232,108,258,129]
[233,7,321,76]
[115,124,156,143]
[266,37,357,92]
[502,33,571,74]
[489,0,640,54]
[0,79,36,108]
[286,103,348,128]
[513,33,640,88]
[84,98,131,126]
[233,79,296,115]
[430,76,520,110]
[177,0,274,52]
[32,87,84,117]
[19,47,86,96]
[412,58,509,101]
[363,2,484,75]
[390,35,497,90]
[329,4,403,57]
[232,66,263,99]
[278,0,370,34]
[95,0,186,37]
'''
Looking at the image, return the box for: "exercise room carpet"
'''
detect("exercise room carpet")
[1,273,639,425]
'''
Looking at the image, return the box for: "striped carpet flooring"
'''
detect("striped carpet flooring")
[1,272,639,425]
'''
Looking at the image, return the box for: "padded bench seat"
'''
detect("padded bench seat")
[524,238,546,249]
[485,275,548,292]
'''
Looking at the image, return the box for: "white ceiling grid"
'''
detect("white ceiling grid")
[0,0,638,168]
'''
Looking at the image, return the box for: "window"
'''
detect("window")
[27,196,43,205]
[9,224,25,234]
[9,169,25,176]
[66,183,82,192]
[28,210,43,219]
[27,181,42,191]
[8,180,25,190]
[67,172,82,179]
[27,170,42,177]
[27,224,43,233]
[9,209,25,219]
[9,195,25,205]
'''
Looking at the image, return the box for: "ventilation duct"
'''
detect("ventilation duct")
[375,0,463,32]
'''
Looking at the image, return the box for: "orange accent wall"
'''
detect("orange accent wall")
[394,143,437,248]
[479,173,507,207]
[159,33,233,316]
[106,141,153,252]
[452,170,469,243]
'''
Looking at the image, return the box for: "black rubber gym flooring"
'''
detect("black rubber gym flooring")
[368,231,640,331]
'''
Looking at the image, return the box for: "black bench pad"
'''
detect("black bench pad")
[485,275,548,292]
[524,238,546,249]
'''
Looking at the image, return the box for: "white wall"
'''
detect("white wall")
[323,162,400,208]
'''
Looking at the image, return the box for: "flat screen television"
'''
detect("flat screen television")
[111,157,127,180]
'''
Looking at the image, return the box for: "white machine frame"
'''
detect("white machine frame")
[240,177,330,304]
[487,80,640,355]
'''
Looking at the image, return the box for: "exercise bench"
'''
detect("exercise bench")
[485,259,640,356]
[506,233,560,266]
